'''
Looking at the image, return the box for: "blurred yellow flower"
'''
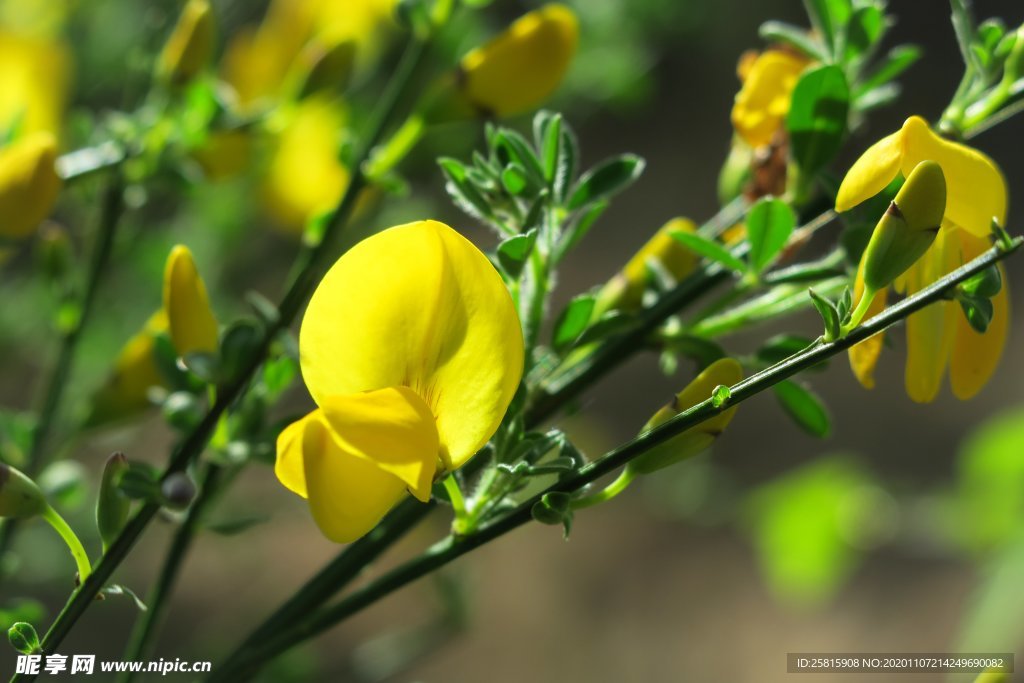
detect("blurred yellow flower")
[731,49,810,149]
[276,220,524,542]
[454,4,578,119]
[0,131,61,239]
[627,357,743,475]
[157,0,215,86]
[839,117,1010,402]
[0,27,69,138]
[163,245,219,356]
[86,312,168,427]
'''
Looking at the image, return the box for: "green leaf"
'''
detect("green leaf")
[219,319,263,383]
[492,130,545,184]
[530,492,573,538]
[786,65,850,175]
[8,622,40,654]
[495,228,538,279]
[844,5,885,59]
[541,112,562,183]
[567,154,645,211]
[501,163,529,195]
[440,161,493,223]
[746,198,796,273]
[803,0,852,51]
[960,265,1002,298]
[553,127,578,204]
[101,584,148,612]
[557,199,607,259]
[773,380,832,437]
[552,294,596,351]
[759,21,826,60]
[958,295,994,333]
[808,288,841,340]
[669,230,746,274]
[854,45,921,97]
[574,310,636,346]
[37,461,88,510]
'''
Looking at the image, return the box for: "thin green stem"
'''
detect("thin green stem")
[208,237,1023,681]
[7,35,432,683]
[41,506,91,583]
[841,285,878,335]
[443,475,468,523]
[570,467,636,510]
[365,114,426,180]
[0,178,125,570]
[117,465,224,682]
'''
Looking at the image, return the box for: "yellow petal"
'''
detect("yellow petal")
[0,131,62,239]
[320,387,438,501]
[903,228,958,403]
[300,220,523,470]
[162,245,219,356]
[848,260,888,390]
[301,413,408,543]
[731,50,809,148]
[0,29,70,137]
[459,4,578,118]
[900,116,1007,236]
[835,129,903,213]
[950,231,1010,400]
[275,413,309,498]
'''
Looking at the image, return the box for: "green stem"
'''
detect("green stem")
[570,467,636,510]
[365,114,426,180]
[8,36,432,683]
[117,465,224,682]
[443,475,468,528]
[41,505,91,583]
[0,178,125,570]
[207,237,1023,681]
[841,285,878,336]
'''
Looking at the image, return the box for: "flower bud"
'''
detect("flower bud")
[157,0,215,86]
[7,622,40,655]
[0,132,62,240]
[0,464,48,520]
[627,358,743,476]
[860,160,945,294]
[423,4,578,121]
[163,245,219,356]
[297,40,357,100]
[96,452,131,551]
[161,472,196,510]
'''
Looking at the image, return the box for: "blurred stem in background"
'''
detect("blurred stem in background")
[209,235,1023,681]
[0,177,125,570]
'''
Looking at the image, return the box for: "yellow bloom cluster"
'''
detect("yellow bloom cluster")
[276,221,524,542]
[731,49,811,149]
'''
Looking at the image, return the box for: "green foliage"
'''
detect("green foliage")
[773,380,832,438]
[786,65,850,176]
[745,198,796,274]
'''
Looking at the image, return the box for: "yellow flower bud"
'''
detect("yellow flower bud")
[860,160,945,294]
[163,245,219,356]
[0,463,48,520]
[0,132,61,239]
[425,4,578,121]
[86,311,168,427]
[731,49,810,148]
[157,0,215,86]
[627,358,743,476]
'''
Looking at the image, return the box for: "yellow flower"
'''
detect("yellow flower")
[157,0,215,86]
[0,131,61,239]
[276,220,524,542]
[731,49,810,149]
[627,358,743,476]
[839,117,1010,402]
[593,217,699,318]
[86,312,169,427]
[0,28,69,137]
[163,245,219,356]
[438,4,578,120]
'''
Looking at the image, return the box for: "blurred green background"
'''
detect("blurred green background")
[2,0,1024,681]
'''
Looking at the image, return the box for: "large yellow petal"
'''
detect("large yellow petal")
[900,116,1007,237]
[903,228,958,402]
[319,387,438,501]
[835,129,903,213]
[300,220,523,470]
[848,260,888,390]
[950,231,1009,400]
[0,29,70,137]
[275,413,309,498]
[459,4,578,118]
[731,50,808,148]
[162,245,219,356]
[301,413,408,543]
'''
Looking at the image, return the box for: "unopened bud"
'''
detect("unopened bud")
[157,0,215,86]
[860,160,945,294]
[96,453,131,551]
[627,358,744,476]
[0,132,62,240]
[7,622,40,655]
[0,464,48,520]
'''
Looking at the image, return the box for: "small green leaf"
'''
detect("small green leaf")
[958,295,994,334]
[786,65,850,175]
[960,265,1002,298]
[759,21,826,60]
[557,199,607,259]
[219,319,263,383]
[552,294,596,351]
[808,288,841,341]
[8,621,40,654]
[773,380,832,437]
[501,163,529,195]
[746,198,796,273]
[541,112,562,183]
[492,130,545,183]
[855,45,921,97]
[669,230,746,274]
[495,229,538,278]
[530,492,573,538]
[845,5,885,59]
[574,310,636,346]
[567,154,645,210]
[102,584,148,612]
[553,127,578,204]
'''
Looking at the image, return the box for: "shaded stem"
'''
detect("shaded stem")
[117,465,224,682]
[8,37,431,683]
[209,237,1023,681]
